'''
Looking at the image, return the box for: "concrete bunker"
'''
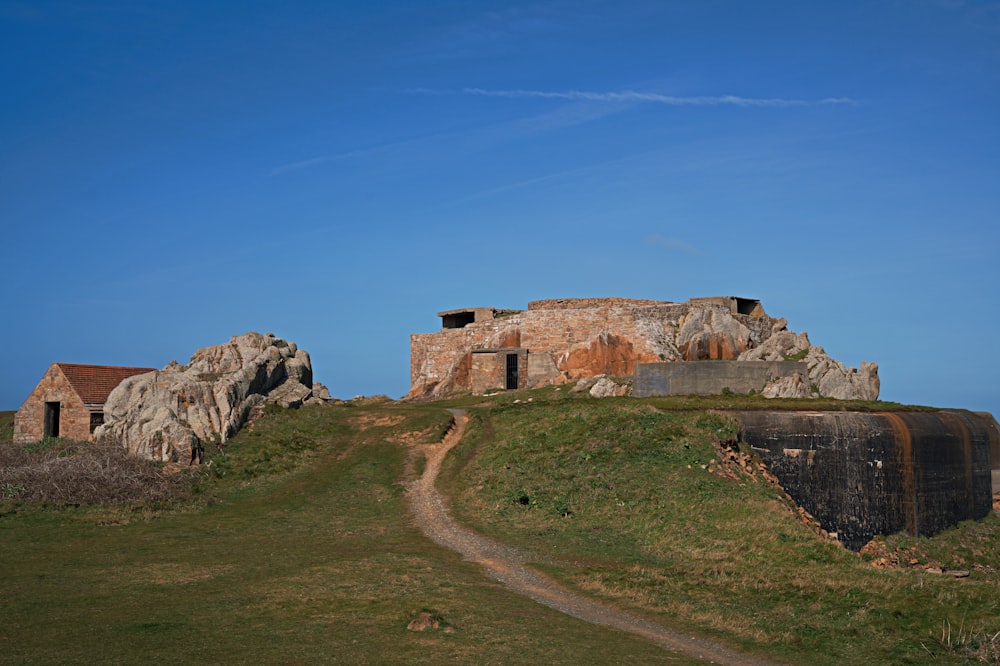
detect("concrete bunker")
[688,296,766,317]
[737,410,998,550]
[439,307,522,330]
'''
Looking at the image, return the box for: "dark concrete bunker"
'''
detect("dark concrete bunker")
[736,410,998,551]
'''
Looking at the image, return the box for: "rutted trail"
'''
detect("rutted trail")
[406,409,779,666]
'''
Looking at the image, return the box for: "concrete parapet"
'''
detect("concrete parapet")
[632,361,807,397]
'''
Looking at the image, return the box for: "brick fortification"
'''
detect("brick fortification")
[408,296,775,398]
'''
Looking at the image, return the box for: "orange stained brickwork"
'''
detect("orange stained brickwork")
[410,298,704,397]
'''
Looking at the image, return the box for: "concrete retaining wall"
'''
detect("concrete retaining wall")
[632,361,807,397]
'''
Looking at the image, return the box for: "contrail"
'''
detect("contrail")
[461,87,856,107]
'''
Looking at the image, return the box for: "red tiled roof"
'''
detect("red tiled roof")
[55,363,157,407]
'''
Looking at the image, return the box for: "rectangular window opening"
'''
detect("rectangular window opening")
[442,312,477,329]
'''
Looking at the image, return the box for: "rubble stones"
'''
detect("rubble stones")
[589,376,629,398]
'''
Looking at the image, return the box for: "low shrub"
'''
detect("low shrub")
[0,438,193,506]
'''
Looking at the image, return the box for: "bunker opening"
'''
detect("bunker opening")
[442,311,476,329]
[735,298,762,316]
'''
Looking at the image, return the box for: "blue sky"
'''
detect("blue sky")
[2,1,998,415]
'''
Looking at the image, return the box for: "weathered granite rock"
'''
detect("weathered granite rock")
[312,382,333,401]
[738,324,879,400]
[738,327,810,362]
[589,376,629,398]
[305,382,336,406]
[807,347,880,401]
[570,376,600,393]
[761,372,812,399]
[557,333,647,380]
[677,308,752,361]
[96,332,323,462]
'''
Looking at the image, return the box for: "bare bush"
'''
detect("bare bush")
[0,438,193,505]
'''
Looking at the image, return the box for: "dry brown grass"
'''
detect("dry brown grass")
[0,438,193,505]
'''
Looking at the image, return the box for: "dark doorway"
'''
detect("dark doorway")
[44,402,60,438]
[505,354,519,390]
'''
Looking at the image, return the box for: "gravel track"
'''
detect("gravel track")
[406,409,780,665]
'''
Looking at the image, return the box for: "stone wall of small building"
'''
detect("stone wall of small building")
[13,364,92,443]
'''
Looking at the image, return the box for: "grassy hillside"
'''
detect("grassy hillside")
[438,391,1000,664]
[0,392,997,664]
[0,399,678,665]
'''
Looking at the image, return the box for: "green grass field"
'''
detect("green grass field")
[439,392,1000,664]
[1,394,998,664]
[0,402,680,665]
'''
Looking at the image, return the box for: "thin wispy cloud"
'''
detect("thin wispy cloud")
[270,97,630,179]
[269,151,368,177]
[269,156,335,177]
[644,234,700,255]
[461,88,857,107]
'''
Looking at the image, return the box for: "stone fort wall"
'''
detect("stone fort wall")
[409,297,774,398]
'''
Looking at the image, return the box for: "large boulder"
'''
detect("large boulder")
[677,308,752,360]
[96,332,326,462]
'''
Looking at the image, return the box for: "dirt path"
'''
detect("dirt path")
[407,409,779,665]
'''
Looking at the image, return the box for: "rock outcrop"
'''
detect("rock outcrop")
[739,321,880,401]
[96,332,329,462]
[676,308,752,361]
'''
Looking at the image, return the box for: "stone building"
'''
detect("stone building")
[13,363,156,444]
[408,296,775,399]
